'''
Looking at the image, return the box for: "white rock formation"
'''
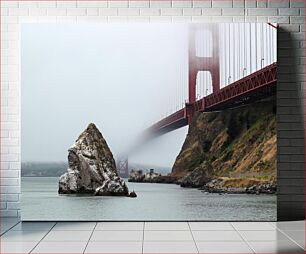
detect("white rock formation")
[58,123,130,196]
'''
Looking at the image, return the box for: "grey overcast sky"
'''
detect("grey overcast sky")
[21,24,189,168]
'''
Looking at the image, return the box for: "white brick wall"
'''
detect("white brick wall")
[0,0,305,219]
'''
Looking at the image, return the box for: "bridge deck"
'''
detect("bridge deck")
[147,63,277,136]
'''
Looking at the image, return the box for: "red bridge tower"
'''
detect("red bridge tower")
[186,24,220,124]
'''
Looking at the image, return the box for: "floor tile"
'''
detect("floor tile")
[1,229,8,235]
[232,222,276,231]
[189,222,234,231]
[1,220,304,254]
[144,230,193,241]
[192,230,243,241]
[1,218,21,224]
[52,222,96,231]
[1,221,21,234]
[1,241,37,253]
[276,221,305,231]
[90,230,143,241]
[85,241,143,253]
[1,221,21,229]
[1,225,16,235]
[249,240,305,253]
[269,222,278,229]
[145,222,190,231]
[295,240,305,250]
[1,230,47,242]
[95,222,144,231]
[282,230,305,249]
[32,241,87,253]
[42,230,92,242]
[11,222,55,231]
[239,230,291,241]
[143,241,198,253]
[197,241,254,253]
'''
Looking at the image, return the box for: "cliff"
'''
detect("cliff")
[171,98,277,192]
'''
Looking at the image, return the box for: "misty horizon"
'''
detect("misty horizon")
[21,159,173,170]
[21,23,189,167]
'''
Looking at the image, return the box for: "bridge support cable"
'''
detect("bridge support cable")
[146,23,277,137]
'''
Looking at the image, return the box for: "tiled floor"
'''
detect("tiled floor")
[0,219,304,253]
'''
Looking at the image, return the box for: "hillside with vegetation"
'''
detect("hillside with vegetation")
[171,98,277,193]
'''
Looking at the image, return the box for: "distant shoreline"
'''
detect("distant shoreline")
[21,162,171,177]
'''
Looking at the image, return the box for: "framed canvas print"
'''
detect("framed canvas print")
[21,23,277,221]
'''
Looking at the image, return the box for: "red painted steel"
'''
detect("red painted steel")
[117,157,129,178]
[147,23,277,136]
[188,24,220,104]
[204,62,277,110]
[147,108,186,134]
[188,24,220,124]
[148,62,277,136]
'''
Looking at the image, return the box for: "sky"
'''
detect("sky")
[21,24,189,168]
[21,23,276,168]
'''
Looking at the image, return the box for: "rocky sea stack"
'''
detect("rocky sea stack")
[59,123,132,197]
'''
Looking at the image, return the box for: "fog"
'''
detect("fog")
[21,24,189,168]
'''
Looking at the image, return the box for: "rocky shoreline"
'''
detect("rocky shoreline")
[128,171,276,194]
[200,178,277,194]
[128,169,178,184]
[166,99,277,195]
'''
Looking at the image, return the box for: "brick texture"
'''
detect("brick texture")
[0,0,305,220]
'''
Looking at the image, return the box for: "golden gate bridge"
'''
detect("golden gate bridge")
[117,23,277,177]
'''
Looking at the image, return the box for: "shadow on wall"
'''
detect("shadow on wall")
[277,27,305,221]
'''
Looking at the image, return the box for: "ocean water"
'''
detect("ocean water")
[21,177,276,221]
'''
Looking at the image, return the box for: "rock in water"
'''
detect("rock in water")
[129,191,137,198]
[58,123,129,196]
[128,169,145,182]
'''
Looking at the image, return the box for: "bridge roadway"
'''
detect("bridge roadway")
[147,62,277,136]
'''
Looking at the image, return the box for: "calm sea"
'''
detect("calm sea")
[21,177,276,221]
